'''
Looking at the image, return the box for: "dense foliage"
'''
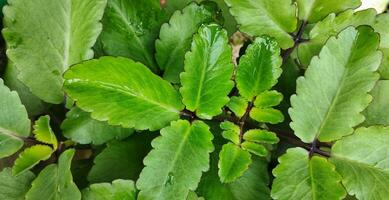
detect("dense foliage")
[0,0,388,199]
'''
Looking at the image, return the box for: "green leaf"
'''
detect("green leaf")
[26,149,81,200]
[0,79,30,158]
[220,121,240,145]
[180,24,234,119]
[98,0,168,72]
[136,120,214,200]
[250,108,284,124]
[241,142,268,157]
[330,126,389,200]
[13,145,53,176]
[156,2,219,83]
[63,57,184,131]
[33,116,57,149]
[363,81,389,126]
[243,129,279,144]
[82,179,136,200]
[289,26,381,143]
[225,0,297,49]
[236,37,282,100]
[297,9,376,67]
[61,107,133,145]
[0,168,35,200]
[373,13,389,79]
[271,148,346,200]
[186,191,204,200]
[218,143,252,183]
[296,0,361,22]
[226,96,248,118]
[3,0,107,103]
[88,134,154,183]
[254,90,283,108]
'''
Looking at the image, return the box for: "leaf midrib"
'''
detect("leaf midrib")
[0,127,25,141]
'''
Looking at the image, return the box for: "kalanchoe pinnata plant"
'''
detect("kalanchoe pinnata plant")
[0,0,388,199]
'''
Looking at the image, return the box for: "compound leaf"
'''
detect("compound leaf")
[330,126,389,200]
[3,0,106,103]
[218,143,252,183]
[97,0,168,72]
[64,57,184,131]
[225,0,297,49]
[180,24,234,119]
[0,79,30,158]
[136,120,214,200]
[0,168,35,200]
[236,37,282,100]
[26,149,81,200]
[82,179,136,200]
[12,145,53,176]
[289,26,381,143]
[271,148,346,200]
[61,107,133,145]
[156,2,219,82]
[220,121,240,145]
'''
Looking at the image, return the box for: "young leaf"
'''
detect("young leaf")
[33,116,57,149]
[373,13,389,79]
[363,81,389,126]
[136,120,214,200]
[289,26,381,143]
[297,0,361,22]
[254,91,283,108]
[224,0,297,49]
[330,126,389,200]
[236,37,282,100]
[156,2,219,82]
[226,96,248,118]
[241,142,268,157]
[82,179,136,200]
[25,149,81,200]
[63,57,184,131]
[271,148,346,200]
[243,129,279,144]
[218,143,252,183]
[3,0,107,103]
[0,168,35,200]
[220,121,240,144]
[61,107,134,145]
[0,79,30,158]
[298,9,376,66]
[250,108,284,124]
[88,134,154,183]
[13,145,53,176]
[180,24,234,119]
[97,0,168,72]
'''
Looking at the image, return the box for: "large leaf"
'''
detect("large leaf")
[373,13,389,79]
[0,168,35,200]
[271,148,346,200]
[156,2,218,83]
[180,24,234,119]
[136,120,214,200]
[88,134,154,183]
[236,37,282,100]
[97,0,168,72]
[297,9,376,67]
[363,81,389,126]
[3,0,107,103]
[218,143,252,183]
[82,179,136,200]
[289,26,381,143]
[0,79,30,158]
[61,107,133,145]
[224,0,297,49]
[330,126,389,200]
[63,57,184,131]
[25,149,81,200]
[12,145,53,176]
[297,0,361,22]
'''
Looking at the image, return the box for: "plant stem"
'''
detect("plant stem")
[282,21,308,64]
[238,97,256,143]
